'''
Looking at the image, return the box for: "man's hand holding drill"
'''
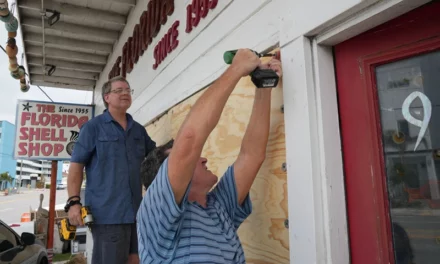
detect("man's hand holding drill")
[68,200,83,226]
[230,48,282,82]
[229,49,262,77]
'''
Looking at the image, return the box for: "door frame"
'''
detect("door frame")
[280,0,433,263]
[334,2,440,263]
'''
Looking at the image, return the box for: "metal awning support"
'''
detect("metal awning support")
[40,0,60,77]
[40,0,46,78]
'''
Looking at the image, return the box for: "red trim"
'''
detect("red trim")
[334,2,440,263]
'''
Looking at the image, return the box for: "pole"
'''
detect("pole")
[47,160,58,263]
[18,160,23,193]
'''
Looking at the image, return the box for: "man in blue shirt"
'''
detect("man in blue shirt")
[137,49,282,263]
[67,76,156,264]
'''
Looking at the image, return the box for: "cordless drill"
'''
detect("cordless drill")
[223,49,280,88]
[58,206,94,241]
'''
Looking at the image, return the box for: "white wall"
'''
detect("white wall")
[90,1,432,263]
[93,0,377,126]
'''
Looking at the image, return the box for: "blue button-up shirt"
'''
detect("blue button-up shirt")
[70,110,156,224]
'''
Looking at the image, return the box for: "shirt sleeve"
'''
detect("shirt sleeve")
[210,165,252,229]
[144,129,156,156]
[137,157,191,261]
[70,121,96,164]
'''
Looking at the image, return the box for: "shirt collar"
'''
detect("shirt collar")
[103,109,113,123]
[103,109,134,129]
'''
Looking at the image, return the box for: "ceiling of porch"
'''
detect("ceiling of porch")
[16,0,135,91]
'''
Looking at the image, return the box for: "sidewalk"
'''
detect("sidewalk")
[392,208,440,216]
[2,188,47,196]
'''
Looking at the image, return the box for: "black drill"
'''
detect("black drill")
[223,49,280,88]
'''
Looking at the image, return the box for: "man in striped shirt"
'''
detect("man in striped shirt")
[137,49,283,263]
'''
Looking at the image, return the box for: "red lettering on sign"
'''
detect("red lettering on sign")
[54,144,63,156]
[29,143,40,156]
[186,0,218,33]
[47,105,55,113]
[19,127,68,142]
[29,128,40,141]
[108,56,122,79]
[19,127,28,140]
[21,112,31,126]
[51,129,67,141]
[21,114,88,130]
[126,37,134,74]
[192,0,201,28]
[200,0,209,18]
[108,0,175,78]
[51,114,61,127]
[121,44,128,78]
[36,104,56,113]
[151,0,161,38]
[19,143,65,157]
[41,143,52,156]
[132,25,140,64]
[67,116,77,127]
[39,113,50,126]
[209,0,218,9]
[186,5,192,33]
[18,142,27,156]
[153,21,179,70]
[139,12,148,56]
[41,128,50,141]
[78,117,89,129]
[160,0,174,25]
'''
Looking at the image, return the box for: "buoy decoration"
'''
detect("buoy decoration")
[0,0,29,92]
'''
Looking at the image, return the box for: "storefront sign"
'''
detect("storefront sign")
[108,0,220,78]
[14,100,94,160]
[185,0,218,33]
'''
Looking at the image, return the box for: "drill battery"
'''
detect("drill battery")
[58,219,76,242]
[58,206,94,241]
[251,68,279,88]
[223,49,280,88]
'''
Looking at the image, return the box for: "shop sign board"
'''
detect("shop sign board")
[14,100,95,160]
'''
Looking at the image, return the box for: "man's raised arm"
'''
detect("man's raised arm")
[168,49,261,204]
[233,58,283,205]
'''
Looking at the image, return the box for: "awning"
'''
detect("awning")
[15,0,135,91]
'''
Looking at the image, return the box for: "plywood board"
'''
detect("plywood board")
[145,55,289,264]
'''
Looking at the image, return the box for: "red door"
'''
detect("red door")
[335,2,440,264]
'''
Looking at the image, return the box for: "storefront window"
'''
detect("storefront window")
[376,50,440,263]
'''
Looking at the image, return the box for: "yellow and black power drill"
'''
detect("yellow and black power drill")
[58,206,94,241]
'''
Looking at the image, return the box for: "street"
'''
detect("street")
[0,188,68,224]
[393,214,440,263]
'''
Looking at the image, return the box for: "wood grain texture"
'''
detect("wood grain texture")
[145,54,289,263]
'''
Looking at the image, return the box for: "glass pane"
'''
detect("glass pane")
[376,50,440,264]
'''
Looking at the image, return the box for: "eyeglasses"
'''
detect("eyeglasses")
[108,88,134,95]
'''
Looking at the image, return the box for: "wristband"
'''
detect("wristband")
[67,195,80,202]
[64,199,82,213]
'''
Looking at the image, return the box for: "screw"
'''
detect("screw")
[284,219,289,228]
[281,162,287,172]
[281,105,284,113]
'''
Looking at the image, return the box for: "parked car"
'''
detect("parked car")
[0,220,48,264]
[56,183,67,190]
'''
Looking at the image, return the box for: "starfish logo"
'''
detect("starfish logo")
[22,102,32,111]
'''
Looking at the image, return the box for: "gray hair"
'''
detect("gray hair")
[101,76,130,108]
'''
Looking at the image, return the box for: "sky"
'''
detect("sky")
[0,6,94,124]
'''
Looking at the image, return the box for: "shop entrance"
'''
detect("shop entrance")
[335,2,440,263]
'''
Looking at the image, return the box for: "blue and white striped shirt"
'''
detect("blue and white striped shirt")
[137,158,252,264]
